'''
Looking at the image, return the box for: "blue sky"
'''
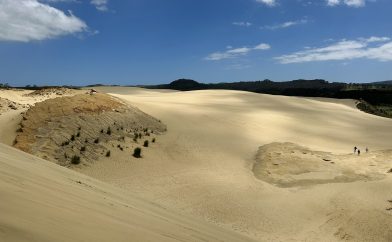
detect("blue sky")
[0,0,391,86]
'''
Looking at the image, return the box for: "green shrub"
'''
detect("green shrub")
[152,138,156,143]
[76,132,80,137]
[80,146,86,152]
[71,135,75,141]
[107,127,111,135]
[94,138,99,144]
[71,155,81,165]
[106,150,111,157]
[143,140,149,147]
[133,147,142,158]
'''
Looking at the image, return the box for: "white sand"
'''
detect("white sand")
[0,143,254,242]
[82,87,392,241]
[1,86,392,241]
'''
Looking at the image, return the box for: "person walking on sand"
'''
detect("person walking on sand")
[354,146,357,154]
[366,147,369,153]
[358,149,361,156]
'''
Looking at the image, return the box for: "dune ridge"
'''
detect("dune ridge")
[0,143,254,242]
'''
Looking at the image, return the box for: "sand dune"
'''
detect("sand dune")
[0,143,254,242]
[84,87,392,241]
[13,93,165,166]
[2,86,392,241]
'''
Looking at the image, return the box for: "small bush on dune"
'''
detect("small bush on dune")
[71,155,81,165]
[71,135,75,141]
[94,138,99,144]
[62,141,70,146]
[133,147,141,158]
[107,127,111,135]
[106,150,111,157]
[143,140,149,147]
[76,132,80,137]
[80,146,86,152]
[152,138,156,143]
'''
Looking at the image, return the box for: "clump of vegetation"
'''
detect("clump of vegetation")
[70,135,75,141]
[100,129,104,133]
[16,127,23,132]
[80,146,86,152]
[76,131,80,137]
[62,141,70,146]
[133,147,142,158]
[152,138,156,143]
[71,155,81,165]
[94,138,100,144]
[138,133,142,139]
[133,136,138,142]
[85,138,88,143]
[107,127,112,135]
[64,153,68,159]
[143,140,149,147]
[106,150,111,157]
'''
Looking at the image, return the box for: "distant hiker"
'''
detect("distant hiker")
[366,147,369,153]
[358,149,361,156]
[354,146,357,154]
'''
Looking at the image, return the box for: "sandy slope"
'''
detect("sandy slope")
[0,143,254,242]
[83,87,392,241]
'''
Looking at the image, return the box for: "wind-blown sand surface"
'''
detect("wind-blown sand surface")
[0,143,253,242]
[82,87,392,241]
[1,86,392,241]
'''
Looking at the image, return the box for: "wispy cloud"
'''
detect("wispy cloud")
[276,37,392,64]
[205,43,271,61]
[326,0,368,7]
[233,22,252,27]
[261,19,308,30]
[0,0,87,42]
[91,0,108,11]
[256,0,277,7]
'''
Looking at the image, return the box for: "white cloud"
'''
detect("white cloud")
[233,22,252,27]
[326,0,368,7]
[261,19,308,30]
[206,43,270,61]
[254,43,271,50]
[256,0,277,7]
[0,0,87,42]
[276,37,392,64]
[91,0,108,11]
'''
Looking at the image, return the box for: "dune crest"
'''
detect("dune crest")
[0,143,253,242]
